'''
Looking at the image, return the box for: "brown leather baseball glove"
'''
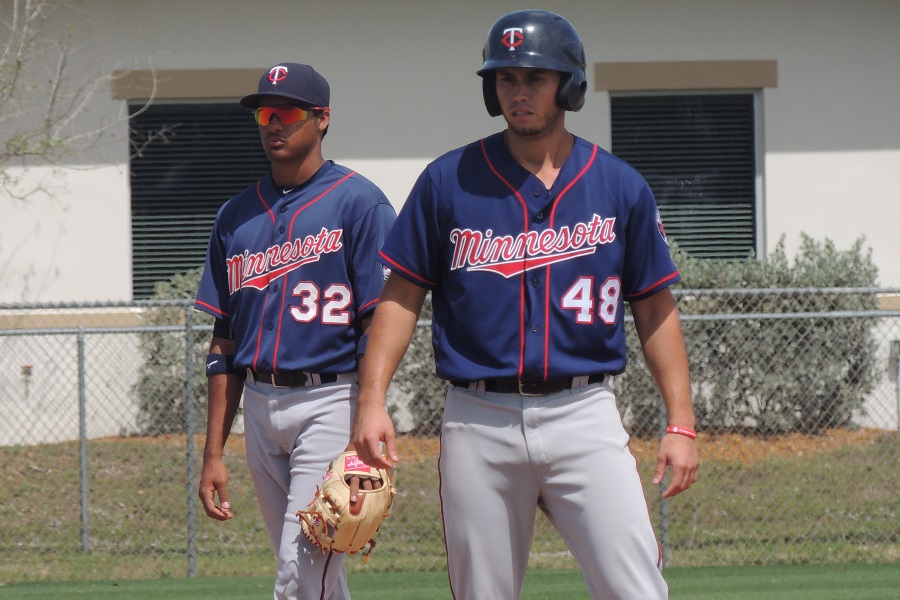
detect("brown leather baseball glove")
[297,451,395,563]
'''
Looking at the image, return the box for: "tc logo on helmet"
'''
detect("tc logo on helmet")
[268,65,289,84]
[501,27,524,50]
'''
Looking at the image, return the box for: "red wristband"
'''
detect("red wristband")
[666,425,697,440]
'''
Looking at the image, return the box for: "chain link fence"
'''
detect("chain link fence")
[1,289,898,583]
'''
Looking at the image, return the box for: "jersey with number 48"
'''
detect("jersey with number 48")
[378,133,678,382]
[195,161,396,375]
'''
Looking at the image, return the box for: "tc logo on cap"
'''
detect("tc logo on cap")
[268,65,289,84]
[502,27,524,50]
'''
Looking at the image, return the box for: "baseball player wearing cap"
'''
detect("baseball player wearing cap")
[350,10,698,599]
[195,62,396,600]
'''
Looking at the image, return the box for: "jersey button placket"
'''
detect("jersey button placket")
[523,184,550,382]
[522,248,546,381]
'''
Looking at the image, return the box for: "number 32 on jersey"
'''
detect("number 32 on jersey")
[290,281,352,325]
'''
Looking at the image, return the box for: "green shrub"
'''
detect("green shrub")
[134,267,211,435]
[617,234,881,437]
[138,233,882,438]
[391,294,445,435]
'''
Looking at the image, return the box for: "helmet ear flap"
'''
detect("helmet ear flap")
[482,72,503,117]
[557,73,587,112]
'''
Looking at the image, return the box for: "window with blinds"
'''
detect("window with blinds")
[129,103,270,299]
[610,93,759,259]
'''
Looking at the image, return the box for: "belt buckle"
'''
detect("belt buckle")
[518,381,543,396]
[271,374,292,389]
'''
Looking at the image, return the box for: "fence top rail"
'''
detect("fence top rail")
[2,288,899,312]
[0,324,215,337]
[0,299,190,311]
[673,287,900,297]
[2,312,898,336]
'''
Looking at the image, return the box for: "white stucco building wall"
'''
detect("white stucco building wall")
[1,0,899,303]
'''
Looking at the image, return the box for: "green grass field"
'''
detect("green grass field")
[0,563,897,599]
[1,430,896,595]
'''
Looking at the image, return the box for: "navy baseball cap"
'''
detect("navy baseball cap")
[240,63,330,109]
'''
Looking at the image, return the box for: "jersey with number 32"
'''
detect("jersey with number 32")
[378,133,679,382]
[195,161,396,374]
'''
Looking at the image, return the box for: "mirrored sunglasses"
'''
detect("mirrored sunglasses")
[253,105,313,126]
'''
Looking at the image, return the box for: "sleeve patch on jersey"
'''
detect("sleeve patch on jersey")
[382,265,391,281]
[656,210,670,247]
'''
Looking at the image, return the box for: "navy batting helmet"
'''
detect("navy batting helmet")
[477,10,587,117]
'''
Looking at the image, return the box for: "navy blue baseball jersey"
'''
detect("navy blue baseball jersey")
[378,133,678,381]
[195,161,396,374]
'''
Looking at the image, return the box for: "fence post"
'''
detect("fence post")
[77,326,90,553]
[184,307,198,577]
[657,396,670,568]
[892,340,900,431]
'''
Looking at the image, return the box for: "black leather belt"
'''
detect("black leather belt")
[452,374,605,396]
[250,370,337,388]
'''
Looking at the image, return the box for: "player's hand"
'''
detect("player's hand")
[347,473,384,515]
[349,399,398,470]
[199,457,233,521]
[654,433,699,499]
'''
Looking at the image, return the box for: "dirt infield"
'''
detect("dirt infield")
[116,427,893,466]
[393,427,893,465]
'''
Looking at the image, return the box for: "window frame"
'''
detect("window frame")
[595,60,776,261]
[115,70,271,298]
[609,88,767,259]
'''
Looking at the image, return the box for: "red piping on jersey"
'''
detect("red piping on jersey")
[286,172,356,235]
[255,180,277,223]
[359,297,379,314]
[625,270,680,300]
[480,138,528,378]
[194,300,229,318]
[544,143,598,378]
[263,171,356,372]
[272,275,291,372]
[379,251,437,288]
[252,293,271,371]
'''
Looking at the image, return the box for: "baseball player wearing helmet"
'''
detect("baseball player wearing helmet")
[195,62,396,600]
[350,10,698,599]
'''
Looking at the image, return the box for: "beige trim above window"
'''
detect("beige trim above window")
[594,60,777,92]
[111,69,262,100]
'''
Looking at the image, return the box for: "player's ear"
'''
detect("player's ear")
[316,108,330,138]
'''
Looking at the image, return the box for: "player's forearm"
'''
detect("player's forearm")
[358,274,428,403]
[203,374,243,460]
[203,336,242,459]
[631,291,695,429]
[649,346,694,429]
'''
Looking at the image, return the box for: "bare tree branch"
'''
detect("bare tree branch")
[0,0,162,201]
